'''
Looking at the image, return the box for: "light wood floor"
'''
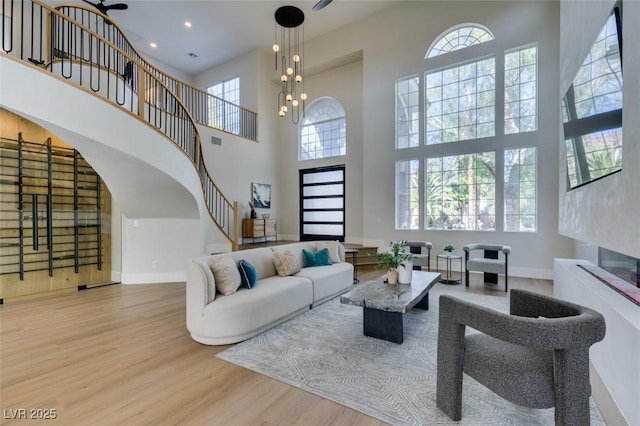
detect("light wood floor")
[0,268,551,425]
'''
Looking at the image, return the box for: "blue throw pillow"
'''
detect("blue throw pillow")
[302,248,333,267]
[238,259,257,289]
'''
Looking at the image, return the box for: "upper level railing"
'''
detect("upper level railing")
[54,4,258,141]
[1,0,239,250]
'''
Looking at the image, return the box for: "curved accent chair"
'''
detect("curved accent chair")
[404,241,433,271]
[436,290,606,425]
[463,243,510,292]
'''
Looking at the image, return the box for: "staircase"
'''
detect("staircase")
[1,0,256,251]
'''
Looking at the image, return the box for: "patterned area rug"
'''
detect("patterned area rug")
[217,285,604,425]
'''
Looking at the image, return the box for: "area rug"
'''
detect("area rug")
[217,285,605,425]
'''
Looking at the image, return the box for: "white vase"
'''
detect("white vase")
[398,261,413,284]
[387,268,399,285]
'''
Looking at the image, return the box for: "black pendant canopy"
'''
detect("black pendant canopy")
[275,5,304,28]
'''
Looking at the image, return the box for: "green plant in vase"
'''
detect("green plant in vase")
[369,240,414,284]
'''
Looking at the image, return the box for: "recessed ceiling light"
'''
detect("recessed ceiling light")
[150,42,157,48]
[184,21,192,28]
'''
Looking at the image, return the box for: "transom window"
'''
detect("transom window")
[425,58,496,144]
[299,97,346,160]
[396,76,420,149]
[505,45,538,134]
[426,25,494,58]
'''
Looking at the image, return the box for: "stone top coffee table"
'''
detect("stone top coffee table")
[340,270,441,344]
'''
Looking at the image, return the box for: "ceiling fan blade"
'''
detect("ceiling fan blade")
[105,3,128,11]
[312,0,333,11]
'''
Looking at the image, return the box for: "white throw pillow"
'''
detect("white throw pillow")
[273,250,301,276]
[316,241,342,263]
[210,255,242,295]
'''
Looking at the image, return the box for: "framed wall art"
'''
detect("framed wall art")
[252,183,271,209]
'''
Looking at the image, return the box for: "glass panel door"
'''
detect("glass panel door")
[299,165,345,241]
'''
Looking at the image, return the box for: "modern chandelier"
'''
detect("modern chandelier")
[273,5,307,123]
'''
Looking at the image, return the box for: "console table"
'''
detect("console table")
[242,218,277,244]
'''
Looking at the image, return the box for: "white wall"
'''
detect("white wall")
[271,0,570,278]
[121,217,201,284]
[277,59,365,243]
[192,49,282,230]
[558,0,640,260]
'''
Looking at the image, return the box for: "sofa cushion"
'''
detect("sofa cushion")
[239,259,257,289]
[303,248,333,267]
[273,250,301,276]
[211,255,241,295]
[296,262,353,305]
[227,248,277,280]
[202,275,313,340]
[315,241,343,263]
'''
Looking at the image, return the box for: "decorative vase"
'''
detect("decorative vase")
[250,209,257,219]
[387,268,399,285]
[398,261,413,284]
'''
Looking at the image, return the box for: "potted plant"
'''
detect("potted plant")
[443,244,455,253]
[369,240,415,284]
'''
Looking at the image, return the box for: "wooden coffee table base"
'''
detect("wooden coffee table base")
[362,292,430,344]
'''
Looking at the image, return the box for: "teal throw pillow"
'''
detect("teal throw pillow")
[238,259,257,289]
[302,248,333,267]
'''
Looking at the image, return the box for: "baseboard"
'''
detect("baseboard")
[111,270,122,283]
[508,266,552,280]
[121,271,186,284]
[590,362,629,425]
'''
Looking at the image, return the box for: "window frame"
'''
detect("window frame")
[298,97,347,161]
[503,146,537,232]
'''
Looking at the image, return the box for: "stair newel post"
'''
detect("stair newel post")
[232,201,239,252]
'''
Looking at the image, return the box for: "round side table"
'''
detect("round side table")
[436,253,462,284]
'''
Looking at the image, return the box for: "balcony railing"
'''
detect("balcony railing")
[1,0,239,249]
[54,4,258,141]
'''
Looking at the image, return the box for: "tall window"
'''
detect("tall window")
[504,147,536,232]
[425,58,496,144]
[299,97,346,160]
[207,76,240,133]
[396,159,419,229]
[396,76,420,149]
[425,152,496,231]
[505,45,538,134]
[394,22,539,232]
[426,25,494,58]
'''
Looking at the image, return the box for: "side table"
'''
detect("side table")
[436,253,462,284]
[344,248,359,283]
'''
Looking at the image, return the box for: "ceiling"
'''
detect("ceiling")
[57,0,402,76]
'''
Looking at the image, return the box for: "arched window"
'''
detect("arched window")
[299,97,346,160]
[426,24,494,58]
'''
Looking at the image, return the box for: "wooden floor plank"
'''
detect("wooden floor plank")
[0,268,550,425]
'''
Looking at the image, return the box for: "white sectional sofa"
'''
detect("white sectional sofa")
[186,241,354,345]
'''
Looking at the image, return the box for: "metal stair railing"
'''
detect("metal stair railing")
[54,4,258,142]
[1,0,239,250]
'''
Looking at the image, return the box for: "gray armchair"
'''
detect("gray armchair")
[404,241,432,271]
[436,290,606,425]
[463,243,510,292]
